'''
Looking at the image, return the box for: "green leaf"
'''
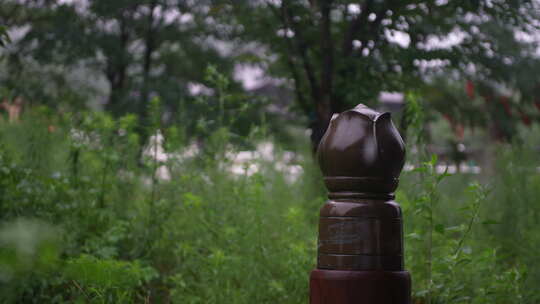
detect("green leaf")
[0,25,10,47]
[430,154,438,165]
[456,258,472,266]
[406,233,423,241]
[482,219,500,225]
[435,223,445,234]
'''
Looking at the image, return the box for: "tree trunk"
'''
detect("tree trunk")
[138,0,158,149]
[104,17,129,115]
[310,98,334,153]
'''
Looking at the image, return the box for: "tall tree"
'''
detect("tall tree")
[222,0,538,148]
[1,0,235,125]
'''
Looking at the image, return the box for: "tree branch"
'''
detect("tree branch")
[319,0,334,110]
[141,0,158,106]
[286,55,310,114]
[279,0,320,104]
[266,2,309,114]
[342,0,374,57]
[360,7,385,54]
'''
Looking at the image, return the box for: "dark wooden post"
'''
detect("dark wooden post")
[310,104,411,304]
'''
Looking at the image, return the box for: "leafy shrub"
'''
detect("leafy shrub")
[0,72,538,303]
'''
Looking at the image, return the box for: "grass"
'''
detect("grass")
[0,87,539,303]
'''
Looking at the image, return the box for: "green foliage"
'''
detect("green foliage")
[3,0,538,149]
[1,68,539,303]
[224,0,539,129]
[395,100,535,304]
[1,0,240,116]
[63,255,157,302]
[0,69,320,303]
[1,1,540,302]
[0,219,61,302]
[0,25,9,47]
[398,153,530,304]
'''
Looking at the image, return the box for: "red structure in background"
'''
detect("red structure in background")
[443,81,539,143]
[310,104,410,304]
[466,80,475,100]
[442,114,465,141]
[0,97,24,123]
[465,80,539,126]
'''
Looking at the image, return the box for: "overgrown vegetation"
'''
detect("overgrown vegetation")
[398,96,540,304]
[2,1,540,303]
[0,70,320,303]
[0,69,539,303]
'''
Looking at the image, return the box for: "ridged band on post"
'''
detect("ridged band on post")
[310,104,411,304]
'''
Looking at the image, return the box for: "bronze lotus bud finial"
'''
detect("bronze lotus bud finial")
[310,103,410,304]
[317,104,405,198]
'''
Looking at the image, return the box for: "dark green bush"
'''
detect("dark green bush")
[0,72,539,303]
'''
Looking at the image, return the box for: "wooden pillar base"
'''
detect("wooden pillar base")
[309,269,411,304]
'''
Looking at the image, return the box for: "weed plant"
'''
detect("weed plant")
[399,94,537,304]
[0,72,538,303]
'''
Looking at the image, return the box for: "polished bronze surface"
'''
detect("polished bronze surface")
[317,104,405,196]
[310,104,410,304]
[310,269,411,304]
[320,200,402,218]
[318,217,402,255]
[317,254,403,271]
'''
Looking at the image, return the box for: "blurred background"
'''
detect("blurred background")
[1,1,540,303]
